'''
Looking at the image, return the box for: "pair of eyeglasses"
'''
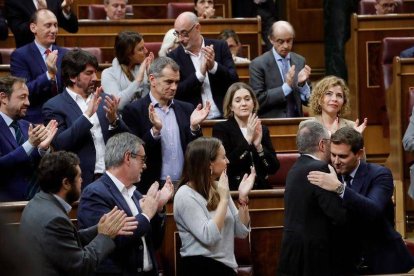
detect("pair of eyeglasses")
[130,152,147,163]
[173,24,196,38]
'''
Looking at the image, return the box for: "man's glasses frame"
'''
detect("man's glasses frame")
[173,24,197,38]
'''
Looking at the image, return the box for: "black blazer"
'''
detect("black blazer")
[5,0,79,47]
[167,39,239,115]
[122,94,202,193]
[277,155,347,276]
[212,117,279,190]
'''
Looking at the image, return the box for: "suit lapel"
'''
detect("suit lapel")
[29,42,48,73]
[102,174,135,217]
[0,116,19,148]
[62,90,83,116]
[349,162,367,193]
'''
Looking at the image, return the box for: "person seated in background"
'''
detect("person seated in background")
[0,76,57,201]
[375,0,399,14]
[0,9,8,41]
[299,75,367,135]
[104,0,128,20]
[168,12,239,119]
[5,0,78,48]
[174,137,255,276]
[101,31,153,110]
[20,151,137,276]
[194,0,215,19]
[78,132,173,275]
[212,82,279,190]
[218,29,250,64]
[403,104,414,198]
[249,21,311,118]
[11,9,68,124]
[159,29,180,57]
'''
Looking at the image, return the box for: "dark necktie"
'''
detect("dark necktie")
[280,58,298,117]
[343,174,353,188]
[10,120,24,146]
[45,49,58,96]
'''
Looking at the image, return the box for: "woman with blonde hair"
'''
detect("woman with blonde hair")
[300,75,367,134]
[174,137,255,275]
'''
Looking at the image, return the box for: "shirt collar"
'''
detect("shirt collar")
[66,87,92,103]
[0,111,14,127]
[345,161,360,179]
[272,47,290,61]
[183,36,205,56]
[149,91,174,109]
[106,171,136,198]
[52,194,72,214]
[34,40,52,56]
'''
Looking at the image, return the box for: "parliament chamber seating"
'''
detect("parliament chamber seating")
[0,48,14,64]
[144,42,162,58]
[381,37,414,93]
[268,153,300,188]
[166,3,195,19]
[87,4,134,19]
[66,47,103,63]
[358,0,403,14]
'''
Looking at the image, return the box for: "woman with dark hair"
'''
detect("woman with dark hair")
[212,82,279,190]
[194,0,215,19]
[101,31,154,110]
[174,137,255,276]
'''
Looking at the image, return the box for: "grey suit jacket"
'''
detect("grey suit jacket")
[20,191,116,276]
[249,50,309,118]
[403,106,414,198]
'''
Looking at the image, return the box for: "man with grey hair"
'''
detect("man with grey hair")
[78,132,174,275]
[250,20,311,118]
[167,11,238,119]
[277,120,347,275]
[123,56,211,193]
[104,0,128,20]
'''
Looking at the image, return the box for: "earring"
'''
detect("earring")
[210,168,213,176]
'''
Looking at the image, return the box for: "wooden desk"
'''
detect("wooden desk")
[0,189,285,276]
[386,57,414,237]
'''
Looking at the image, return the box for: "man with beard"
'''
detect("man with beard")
[308,127,414,274]
[78,132,173,275]
[0,76,57,201]
[42,49,129,188]
[11,9,68,124]
[20,151,138,275]
[167,12,238,119]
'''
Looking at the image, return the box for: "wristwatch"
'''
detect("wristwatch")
[335,183,345,195]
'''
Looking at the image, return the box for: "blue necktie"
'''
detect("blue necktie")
[280,58,298,117]
[10,120,24,146]
[343,174,353,188]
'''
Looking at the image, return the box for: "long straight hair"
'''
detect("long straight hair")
[178,137,222,210]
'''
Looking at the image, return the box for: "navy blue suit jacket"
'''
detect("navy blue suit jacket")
[343,162,414,273]
[0,116,40,201]
[42,89,128,187]
[5,0,79,48]
[77,173,165,275]
[122,94,201,193]
[11,42,67,123]
[401,46,414,58]
[167,39,238,115]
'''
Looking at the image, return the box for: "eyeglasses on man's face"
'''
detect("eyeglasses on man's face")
[130,152,147,163]
[173,24,196,38]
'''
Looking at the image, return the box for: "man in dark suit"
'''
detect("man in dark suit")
[123,57,210,193]
[78,132,174,275]
[308,127,414,274]
[250,21,311,118]
[11,8,68,124]
[5,0,78,48]
[0,76,57,201]
[277,120,347,275]
[42,49,129,188]
[20,151,137,275]
[167,11,238,119]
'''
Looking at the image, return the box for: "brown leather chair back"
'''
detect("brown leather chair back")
[235,236,254,276]
[381,37,414,92]
[144,42,162,58]
[358,0,403,14]
[268,153,300,188]
[0,48,14,64]
[88,4,133,20]
[167,3,195,19]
